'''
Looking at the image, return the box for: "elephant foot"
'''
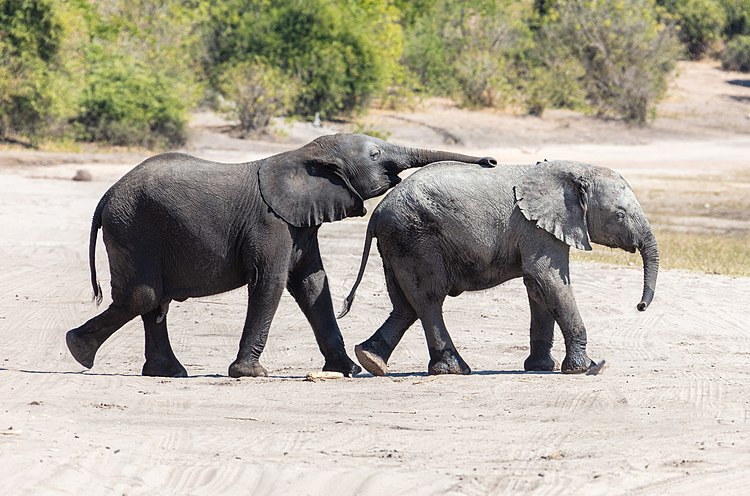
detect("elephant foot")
[323,355,362,377]
[524,352,560,372]
[228,359,268,378]
[561,353,589,374]
[66,329,100,369]
[428,349,471,375]
[354,344,388,376]
[142,358,188,378]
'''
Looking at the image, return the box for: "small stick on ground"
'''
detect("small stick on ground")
[586,359,607,376]
[305,371,345,382]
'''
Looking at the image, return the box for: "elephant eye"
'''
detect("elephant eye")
[616,211,626,222]
[370,148,381,161]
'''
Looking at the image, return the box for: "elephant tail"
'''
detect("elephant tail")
[337,220,376,319]
[89,197,105,306]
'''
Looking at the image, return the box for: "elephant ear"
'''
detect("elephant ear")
[258,160,365,228]
[514,166,593,251]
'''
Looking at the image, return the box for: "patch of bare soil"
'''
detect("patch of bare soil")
[1,61,749,494]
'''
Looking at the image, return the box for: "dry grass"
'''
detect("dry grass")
[573,228,750,276]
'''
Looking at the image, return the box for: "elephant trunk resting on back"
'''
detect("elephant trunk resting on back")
[339,159,659,376]
[65,133,496,378]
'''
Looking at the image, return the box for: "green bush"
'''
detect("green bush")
[403,0,535,108]
[218,59,299,133]
[722,34,750,70]
[272,2,379,117]
[722,0,750,37]
[0,0,64,144]
[546,0,681,125]
[661,0,726,58]
[0,0,695,144]
[70,1,202,148]
[204,0,400,119]
[74,49,189,147]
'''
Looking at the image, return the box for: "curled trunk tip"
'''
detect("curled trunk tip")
[637,231,659,312]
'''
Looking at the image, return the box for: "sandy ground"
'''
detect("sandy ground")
[1,61,750,495]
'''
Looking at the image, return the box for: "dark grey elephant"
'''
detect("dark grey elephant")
[66,134,496,378]
[339,159,659,375]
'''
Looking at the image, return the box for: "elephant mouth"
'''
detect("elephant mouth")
[600,239,637,253]
[368,176,400,198]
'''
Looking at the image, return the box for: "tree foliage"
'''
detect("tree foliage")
[722,33,750,70]
[404,0,540,108]
[543,0,681,124]
[0,0,64,143]
[722,0,750,37]
[205,0,402,118]
[660,0,726,59]
[1,0,744,146]
[72,0,201,147]
[74,47,189,147]
[218,59,299,133]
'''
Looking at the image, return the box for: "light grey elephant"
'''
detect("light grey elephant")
[339,159,659,375]
[66,134,496,378]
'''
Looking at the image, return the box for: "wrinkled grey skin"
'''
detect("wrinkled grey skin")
[66,134,496,378]
[340,159,659,376]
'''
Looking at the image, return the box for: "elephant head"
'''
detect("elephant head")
[258,133,496,227]
[514,160,659,311]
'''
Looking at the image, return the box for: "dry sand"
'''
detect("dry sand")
[1,61,749,495]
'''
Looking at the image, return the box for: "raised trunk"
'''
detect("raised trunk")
[402,147,497,170]
[636,228,659,311]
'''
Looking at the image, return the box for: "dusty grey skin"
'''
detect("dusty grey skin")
[339,160,659,376]
[66,134,496,378]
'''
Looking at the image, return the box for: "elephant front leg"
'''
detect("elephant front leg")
[228,274,286,378]
[523,266,589,374]
[141,305,187,378]
[522,278,560,372]
[287,246,361,377]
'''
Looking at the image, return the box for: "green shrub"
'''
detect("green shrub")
[204,0,400,119]
[402,2,460,96]
[722,0,750,37]
[218,59,299,133]
[403,0,535,108]
[0,0,64,144]
[661,0,726,58]
[520,54,587,116]
[546,0,681,125]
[272,2,380,117]
[74,49,189,148]
[722,34,750,70]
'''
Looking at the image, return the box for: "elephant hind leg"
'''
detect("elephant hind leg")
[418,301,471,375]
[66,304,137,369]
[355,309,417,376]
[355,264,418,376]
[384,253,469,375]
[68,281,162,370]
[141,306,187,378]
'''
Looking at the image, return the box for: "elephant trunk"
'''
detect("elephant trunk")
[401,147,497,170]
[636,227,659,311]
